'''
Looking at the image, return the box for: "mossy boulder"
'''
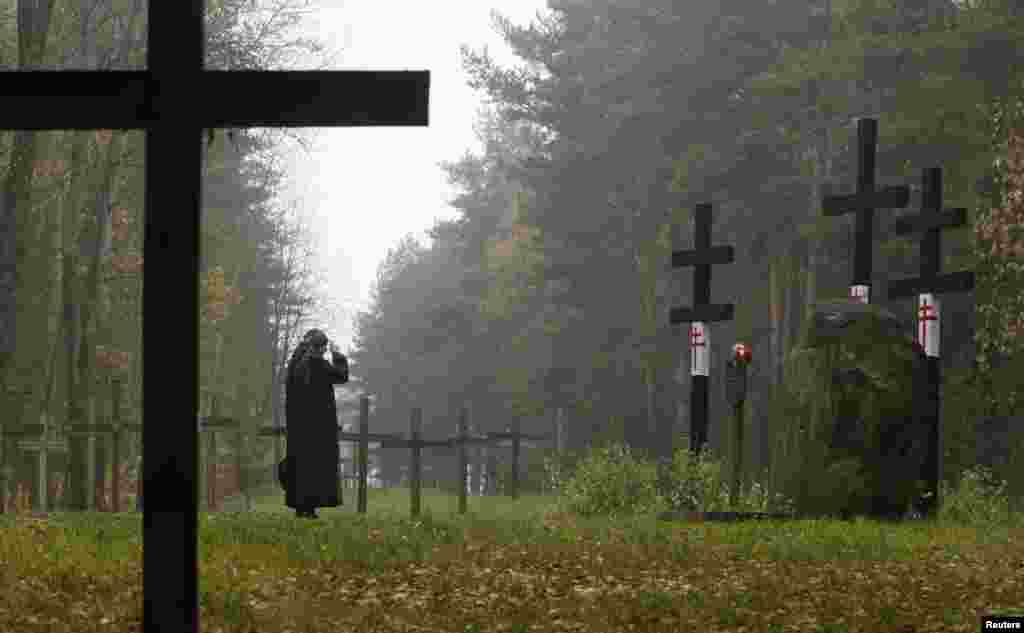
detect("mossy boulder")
[771,300,929,520]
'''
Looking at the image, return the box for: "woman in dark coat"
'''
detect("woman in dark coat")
[283,328,349,518]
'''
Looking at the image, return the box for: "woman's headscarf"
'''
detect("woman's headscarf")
[287,329,328,386]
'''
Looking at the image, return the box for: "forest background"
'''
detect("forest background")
[1,0,1023,509]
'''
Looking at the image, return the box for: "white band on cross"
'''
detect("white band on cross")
[918,293,940,358]
[849,284,869,304]
[690,322,709,377]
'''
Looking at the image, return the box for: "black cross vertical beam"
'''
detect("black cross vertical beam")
[822,118,910,303]
[887,167,974,519]
[2,4,428,631]
[669,203,735,455]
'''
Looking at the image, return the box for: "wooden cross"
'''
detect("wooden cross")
[886,166,975,518]
[822,118,910,304]
[670,203,735,455]
[887,168,974,299]
[2,5,428,631]
[491,423,548,499]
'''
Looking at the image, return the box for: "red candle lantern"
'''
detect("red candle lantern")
[732,342,752,365]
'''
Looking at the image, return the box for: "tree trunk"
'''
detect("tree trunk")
[644,364,656,457]
[769,258,783,391]
[39,131,64,413]
[68,130,128,509]
[60,131,90,510]
[789,256,805,363]
[0,0,58,419]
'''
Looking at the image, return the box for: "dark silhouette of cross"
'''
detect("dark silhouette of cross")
[1,5,428,631]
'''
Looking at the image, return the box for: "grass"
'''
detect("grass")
[2,477,1023,631]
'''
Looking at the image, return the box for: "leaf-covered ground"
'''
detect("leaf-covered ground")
[1,490,1022,632]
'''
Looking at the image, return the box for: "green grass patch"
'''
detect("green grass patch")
[3,442,1023,632]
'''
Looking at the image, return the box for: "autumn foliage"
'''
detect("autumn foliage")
[202,266,243,324]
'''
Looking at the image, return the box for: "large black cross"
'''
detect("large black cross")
[822,118,910,303]
[887,167,975,518]
[2,4,428,632]
[669,203,735,455]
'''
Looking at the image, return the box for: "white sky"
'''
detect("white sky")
[273,0,551,352]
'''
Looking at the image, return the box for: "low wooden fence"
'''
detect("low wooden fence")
[261,396,549,517]
[1,393,549,518]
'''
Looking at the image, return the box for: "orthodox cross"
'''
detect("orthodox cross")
[670,203,735,455]
[1,4,428,631]
[822,118,910,303]
[887,167,975,518]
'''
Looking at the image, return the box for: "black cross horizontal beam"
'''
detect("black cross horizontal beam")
[1,71,429,130]
[890,208,967,236]
[887,270,975,299]
[671,244,734,268]
[670,303,736,324]
[821,185,910,216]
[669,203,735,324]
[885,168,975,301]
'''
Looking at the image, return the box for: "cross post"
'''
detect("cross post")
[886,167,975,518]
[2,4,428,630]
[359,396,370,514]
[822,118,910,303]
[458,407,468,515]
[669,203,735,456]
[410,408,422,517]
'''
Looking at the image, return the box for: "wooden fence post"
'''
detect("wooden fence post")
[458,407,468,515]
[135,422,143,512]
[358,395,369,514]
[208,427,218,512]
[410,407,422,517]
[510,422,521,500]
[112,378,122,513]
[32,414,48,513]
[236,425,247,512]
[86,396,96,511]
[204,397,216,512]
[469,418,481,496]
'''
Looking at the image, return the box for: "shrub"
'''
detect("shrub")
[940,465,1017,527]
[550,435,795,519]
[542,447,586,496]
[554,442,663,518]
[661,436,795,514]
[661,442,729,513]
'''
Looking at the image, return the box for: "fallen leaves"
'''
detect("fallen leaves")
[1,511,1022,632]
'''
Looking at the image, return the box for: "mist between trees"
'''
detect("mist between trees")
[2,0,1024,514]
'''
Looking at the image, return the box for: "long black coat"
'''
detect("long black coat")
[284,355,348,509]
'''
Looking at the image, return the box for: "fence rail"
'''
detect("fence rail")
[1,395,550,518]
